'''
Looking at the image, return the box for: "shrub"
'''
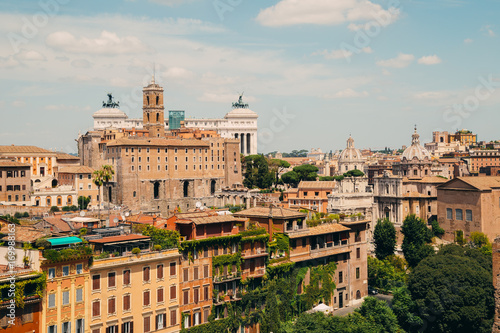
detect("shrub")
[22,212,29,218]
[153,244,162,251]
[14,212,23,219]
[132,248,141,255]
[50,206,60,213]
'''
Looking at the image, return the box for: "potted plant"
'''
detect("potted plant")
[131,248,141,256]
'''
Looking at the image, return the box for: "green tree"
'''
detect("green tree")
[430,219,445,238]
[392,286,424,332]
[281,171,300,187]
[243,155,273,189]
[293,164,319,182]
[356,296,401,333]
[92,164,115,222]
[368,256,407,292]
[78,196,90,210]
[141,225,180,249]
[408,244,494,333]
[268,158,290,187]
[373,218,396,260]
[50,206,59,213]
[469,231,492,254]
[343,169,365,177]
[401,214,434,268]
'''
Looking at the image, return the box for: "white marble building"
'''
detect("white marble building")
[337,135,366,174]
[92,94,258,155]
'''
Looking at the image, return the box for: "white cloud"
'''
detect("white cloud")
[0,55,20,68]
[17,50,46,61]
[312,46,372,60]
[71,59,92,68]
[464,38,473,44]
[163,67,194,79]
[413,91,453,100]
[482,25,495,37]
[417,55,442,65]
[382,69,391,76]
[256,0,400,27]
[46,30,151,55]
[199,93,256,103]
[377,96,388,101]
[328,88,369,99]
[11,100,26,107]
[376,53,414,68]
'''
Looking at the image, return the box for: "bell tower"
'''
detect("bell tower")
[143,75,165,137]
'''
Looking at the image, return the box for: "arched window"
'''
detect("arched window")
[67,196,72,205]
[133,191,137,198]
[154,182,160,199]
[156,96,159,105]
[147,96,150,105]
[210,180,216,195]
[147,113,150,122]
[356,290,361,300]
[46,197,51,206]
[156,113,159,122]
[51,179,58,188]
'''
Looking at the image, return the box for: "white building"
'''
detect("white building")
[337,136,366,174]
[92,94,258,155]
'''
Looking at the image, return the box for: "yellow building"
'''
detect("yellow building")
[88,236,181,333]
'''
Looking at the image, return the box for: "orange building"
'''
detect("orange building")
[468,149,500,174]
[0,159,31,206]
[283,181,336,214]
[57,165,101,208]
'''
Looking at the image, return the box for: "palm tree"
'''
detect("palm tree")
[92,165,115,226]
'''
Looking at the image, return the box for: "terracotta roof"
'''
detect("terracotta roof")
[89,234,150,244]
[287,223,350,239]
[403,176,448,184]
[179,215,246,225]
[40,216,73,232]
[298,181,336,189]
[440,176,500,191]
[0,145,52,154]
[234,206,306,219]
[0,226,47,243]
[106,137,210,148]
[55,153,80,160]
[58,166,95,174]
[0,161,31,167]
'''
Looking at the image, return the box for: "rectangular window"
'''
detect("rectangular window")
[76,264,83,274]
[203,285,209,301]
[356,248,360,259]
[170,262,176,276]
[170,310,177,327]
[123,269,131,285]
[48,325,57,333]
[183,268,189,282]
[76,288,83,302]
[194,288,199,304]
[123,294,131,311]
[76,318,84,333]
[446,208,452,220]
[144,316,151,333]
[143,266,150,282]
[466,209,472,221]
[194,267,199,280]
[456,209,463,220]
[170,285,176,300]
[183,290,189,305]
[157,288,164,303]
[62,291,69,305]
[62,266,69,276]
[122,322,132,333]
[108,298,116,314]
[143,290,150,306]
[48,268,55,279]
[48,294,56,308]
[62,321,71,333]
[108,272,116,288]
[92,300,100,317]
[156,314,166,330]
[92,274,100,290]
[157,264,163,279]
[356,267,360,279]
[204,265,209,278]
[338,271,343,284]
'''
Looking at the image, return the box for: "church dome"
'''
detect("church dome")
[402,127,431,160]
[339,136,363,161]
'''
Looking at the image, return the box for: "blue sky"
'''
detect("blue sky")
[0,0,499,154]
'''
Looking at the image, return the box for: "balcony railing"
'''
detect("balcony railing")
[213,271,241,283]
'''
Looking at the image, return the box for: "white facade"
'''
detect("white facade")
[92,97,258,155]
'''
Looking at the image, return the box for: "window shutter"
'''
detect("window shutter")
[157,264,163,279]
[121,324,124,333]
[109,272,115,287]
[93,301,100,317]
[163,314,166,328]
[170,262,176,276]
[106,327,110,333]
[170,285,176,300]
[157,289,163,303]
[155,315,158,330]
[194,267,198,280]
[144,317,150,332]
[130,322,134,333]
[144,267,150,281]
[124,270,130,285]
[194,288,199,303]
[183,269,188,282]
[93,275,100,290]
[144,291,149,306]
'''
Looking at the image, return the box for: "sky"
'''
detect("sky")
[0,0,499,154]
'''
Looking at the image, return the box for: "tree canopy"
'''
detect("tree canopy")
[373,218,396,260]
[407,244,494,333]
[401,214,434,268]
[344,169,365,177]
[243,155,274,189]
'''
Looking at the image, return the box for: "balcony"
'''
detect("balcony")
[241,249,268,259]
[213,271,241,283]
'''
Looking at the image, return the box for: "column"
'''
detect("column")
[246,133,251,155]
[240,133,245,154]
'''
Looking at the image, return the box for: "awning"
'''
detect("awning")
[48,236,82,246]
